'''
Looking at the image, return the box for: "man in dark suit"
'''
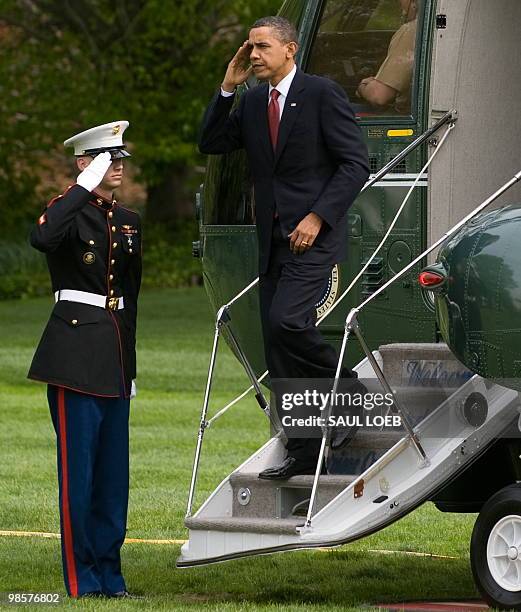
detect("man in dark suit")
[199,16,370,479]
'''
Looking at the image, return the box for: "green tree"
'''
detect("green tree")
[0,0,280,234]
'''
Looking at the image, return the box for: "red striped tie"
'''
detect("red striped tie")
[268,89,281,151]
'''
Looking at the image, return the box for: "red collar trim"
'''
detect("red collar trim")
[89,194,117,210]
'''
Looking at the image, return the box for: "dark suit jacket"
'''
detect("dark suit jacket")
[199,68,370,274]
[28,185,142,397]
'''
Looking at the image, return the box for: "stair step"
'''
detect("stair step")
[229,472,354,489]
[328,431,405,475]
[379,343,471,388]
[229,472,355,519]
[345,430,403,450]
[185,516,304,535]
[379,342,454,358]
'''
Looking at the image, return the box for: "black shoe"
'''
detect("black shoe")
[78,592,105,599]
[259,457,326,480]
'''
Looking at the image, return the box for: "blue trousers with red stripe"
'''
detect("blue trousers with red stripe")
[47,385,130,597]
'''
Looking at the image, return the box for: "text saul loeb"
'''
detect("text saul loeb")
[281,414,403,428]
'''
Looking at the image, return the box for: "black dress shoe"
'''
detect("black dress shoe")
[258,457,326,480]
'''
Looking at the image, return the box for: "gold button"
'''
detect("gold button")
[110,289,114,296]
[113,242,118,248]
[111,259,115,265]
[89,240,95,246]
[71,319,78,325]
[108,211,113,218]
[96,198,102,205]
[111,226,116,232]
[109,274,114,280]
[129,248,133,253]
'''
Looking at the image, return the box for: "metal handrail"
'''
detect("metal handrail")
[186,305,273,517]
[304,167,521,527]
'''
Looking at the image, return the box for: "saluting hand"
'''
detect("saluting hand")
[76,152,112,192]
[288,212,323,255]
[221,41,253,93]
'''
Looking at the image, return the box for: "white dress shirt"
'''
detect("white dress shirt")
[221,64,297,120]
[267,64,297,119]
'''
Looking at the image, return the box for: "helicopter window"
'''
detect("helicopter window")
[306,0,420,117]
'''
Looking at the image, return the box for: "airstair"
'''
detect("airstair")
[178,342,520,567]
[179,115,521,568]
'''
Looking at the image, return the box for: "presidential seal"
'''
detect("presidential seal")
[316,264,340,318]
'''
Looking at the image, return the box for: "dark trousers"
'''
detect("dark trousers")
[47,385,130,597]
[259,221,354,464]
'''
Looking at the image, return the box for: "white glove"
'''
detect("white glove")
[76,152,112,192]
[130,380,137,399]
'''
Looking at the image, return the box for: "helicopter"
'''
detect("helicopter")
[183,0,521,609]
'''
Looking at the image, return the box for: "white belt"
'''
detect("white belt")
[54,289,124,311]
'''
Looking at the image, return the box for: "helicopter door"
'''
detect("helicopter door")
[304,0,436,355]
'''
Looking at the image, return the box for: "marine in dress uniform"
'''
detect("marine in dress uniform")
[28,121,141,598]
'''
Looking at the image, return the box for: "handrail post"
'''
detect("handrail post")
[304,308,359,528]
[351,319,428,466]
[186,308,225,517]
[220,312,275,428]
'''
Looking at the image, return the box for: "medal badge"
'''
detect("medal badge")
[121,224,138,250]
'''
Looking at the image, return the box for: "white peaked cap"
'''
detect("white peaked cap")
[64,121,130,157]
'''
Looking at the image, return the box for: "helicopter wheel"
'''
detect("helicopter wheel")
[471,484,521,610]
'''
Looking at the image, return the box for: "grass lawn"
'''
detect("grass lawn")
[0,288,480,609]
